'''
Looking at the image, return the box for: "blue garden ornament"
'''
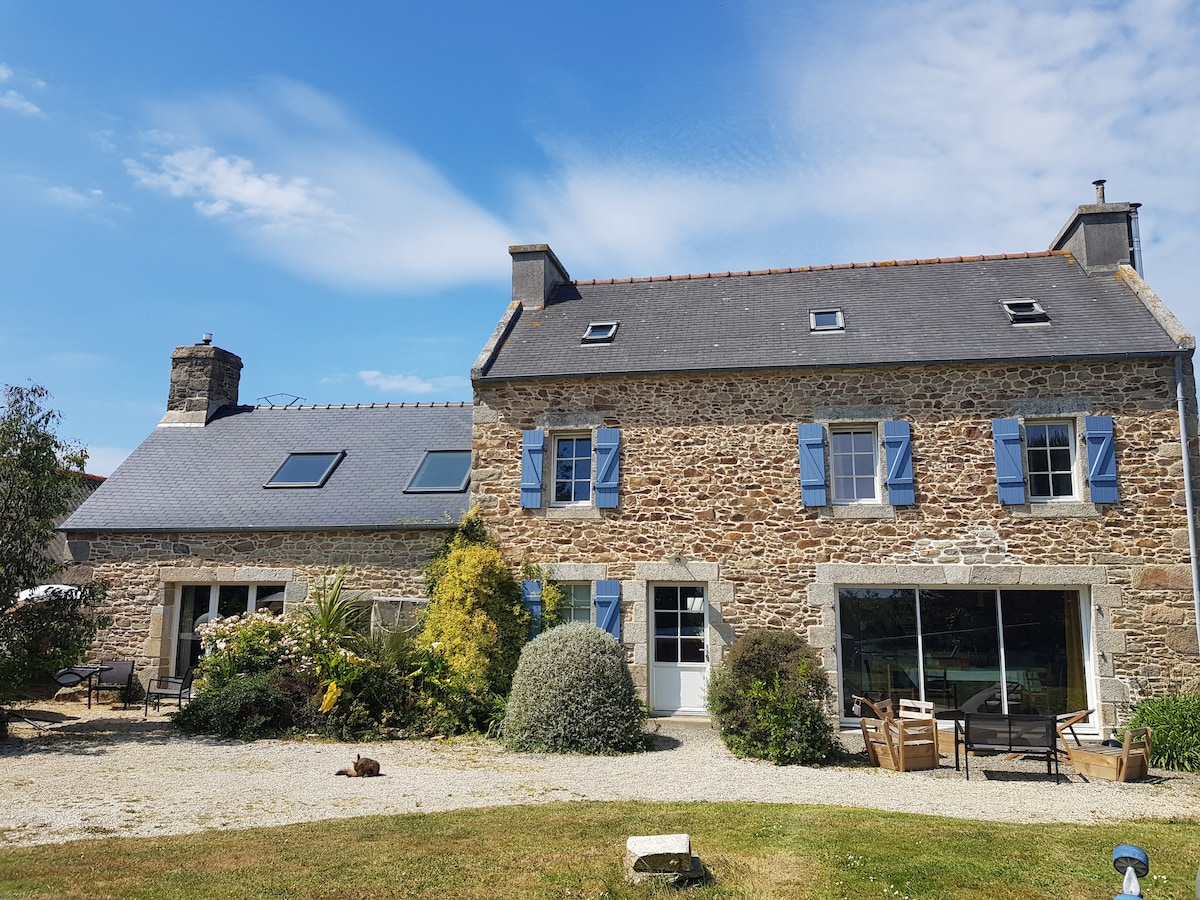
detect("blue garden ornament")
[1113,844,1149,899]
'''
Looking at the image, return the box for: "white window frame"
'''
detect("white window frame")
[1025,420,1078,502]
[561,582,593,624]
[829,425,880,505]
[551,433,594,506]
[172,582,287,676]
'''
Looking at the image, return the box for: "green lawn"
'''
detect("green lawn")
[1,802,1197,899]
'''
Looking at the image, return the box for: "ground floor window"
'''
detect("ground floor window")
[562,582,592,624]
[174,583,286,676]
[838,587,1087,717]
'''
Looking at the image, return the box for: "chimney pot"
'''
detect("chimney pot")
[1093,179,1107,203]
[201,332,213,345]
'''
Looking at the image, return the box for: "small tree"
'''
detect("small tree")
[416,511,529,732]
[0,384,107,723]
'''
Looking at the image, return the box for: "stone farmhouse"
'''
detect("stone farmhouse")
[63,187,1200,733]
[471,188,1200,731]
[62,341,471,676]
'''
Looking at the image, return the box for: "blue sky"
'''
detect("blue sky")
[3,1,1198,476]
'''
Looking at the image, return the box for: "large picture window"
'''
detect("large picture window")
[838,586,1087,718]
[175,583,286,676]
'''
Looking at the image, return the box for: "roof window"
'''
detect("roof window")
[265,451,345,488]
[581,321,619,344]
[1002,298,1050,325]
[405,449,471,493]
[809,308,845,332]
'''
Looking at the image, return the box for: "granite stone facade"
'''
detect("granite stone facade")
[472,357,1200,728]
[63,528,445,680]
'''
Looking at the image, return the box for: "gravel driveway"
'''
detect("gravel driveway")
[3,701,1198,847]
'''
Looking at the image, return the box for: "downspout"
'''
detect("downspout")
[1174,354,1200,653]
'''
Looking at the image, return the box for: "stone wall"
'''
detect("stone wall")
[63,527,447,680]
[473,357,1200,723]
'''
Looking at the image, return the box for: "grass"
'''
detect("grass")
[1,802,1198,899]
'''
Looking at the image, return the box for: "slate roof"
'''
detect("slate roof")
[476,251,1185,381]
[62,403,472,533]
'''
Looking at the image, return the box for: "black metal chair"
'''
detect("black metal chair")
[144,667,197,716]
[50,665,104,708]
[91,660,135,709]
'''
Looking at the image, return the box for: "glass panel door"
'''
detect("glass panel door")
[838,588,919,715]
[920,589,1005,713]
[176,586,210,676]
[1001,589,1082,715]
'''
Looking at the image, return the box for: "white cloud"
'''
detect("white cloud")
[358,370,470,395]
[0,89,42,116]
[0,64,12,81]
[47,185,104,209]
[127,82,514,292]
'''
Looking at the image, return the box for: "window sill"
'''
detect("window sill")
[819,504,897,520]
[1004,501,1102,519]
[542,505,604,521]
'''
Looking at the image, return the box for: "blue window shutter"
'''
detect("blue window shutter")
[882,420,915,505]
[1084,415,1118,503]
[797,423,827,506]
[520,430,544,509]
[594,428,620,509]
[521,579,543,638]
[992,418,1026,504]
[594,580,621,640]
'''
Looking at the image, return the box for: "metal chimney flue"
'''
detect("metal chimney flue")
[1093,179,1107,203]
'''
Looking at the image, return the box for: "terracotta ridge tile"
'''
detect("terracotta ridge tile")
[567,250,1062,286]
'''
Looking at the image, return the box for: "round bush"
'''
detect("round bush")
[706,627,840,766]
[1128,692,1200,772]
[173,669,302,740]
[501,623,646,754]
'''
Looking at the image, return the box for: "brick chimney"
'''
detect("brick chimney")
[160,335,243,425]
[509,244,570,309]
[1050,180,1142,275]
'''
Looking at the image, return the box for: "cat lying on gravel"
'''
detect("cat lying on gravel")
[335,754,381,777]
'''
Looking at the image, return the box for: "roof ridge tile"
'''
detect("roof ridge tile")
[569,249,1069,286]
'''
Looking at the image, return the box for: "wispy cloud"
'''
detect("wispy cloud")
[47,185,105,209]
[127,80,514,292]
[0,63,44,116]
[1,89,42,116]
[358,370,470,395]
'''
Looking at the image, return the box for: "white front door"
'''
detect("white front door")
[650,584,709,715]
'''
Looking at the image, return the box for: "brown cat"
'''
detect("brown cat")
[335,754,381,777]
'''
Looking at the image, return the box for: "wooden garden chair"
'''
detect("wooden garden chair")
[1062,727,1153,782]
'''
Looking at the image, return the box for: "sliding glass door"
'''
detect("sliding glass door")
[838,587,1087,717]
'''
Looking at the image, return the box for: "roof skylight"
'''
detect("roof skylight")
[265,451,345,488]
[1001,298,1050,325]
[405,449,471,493]
[581,321,619,344]
[809,308,845,332]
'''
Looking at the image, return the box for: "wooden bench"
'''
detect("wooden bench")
[960,713,1061,781]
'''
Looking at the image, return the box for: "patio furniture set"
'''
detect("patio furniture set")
[854,695,1153,783]
[51,661,197,715]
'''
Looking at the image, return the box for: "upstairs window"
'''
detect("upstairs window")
[554,435,593,504]
[830,427,878,503]
[1025,422,1075,500]
[405,449,471,492]
[265,451,344,488]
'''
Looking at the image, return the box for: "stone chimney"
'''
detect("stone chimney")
[509,244,570,309]
[160,335,243,425]
[1050,179,1142,275]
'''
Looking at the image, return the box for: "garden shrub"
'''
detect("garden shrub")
[416,513,530,733]
[174,669,301,740]
[501,622,646,754]
[706,627,840,765]
[1128,691,1200,772]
